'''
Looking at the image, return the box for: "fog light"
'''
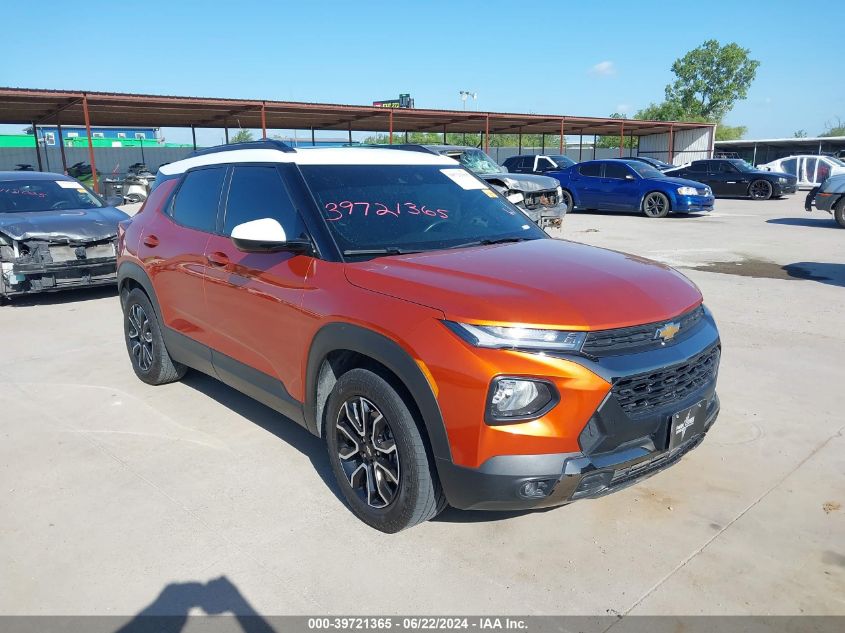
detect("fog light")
[486,377,558,424]
[518,479,556,499]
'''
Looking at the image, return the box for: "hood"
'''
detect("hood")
[0,206,129,243]
[646,175,711,190]
[345,239,702,330]
[479,173,559,192]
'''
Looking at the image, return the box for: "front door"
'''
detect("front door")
[572,162,603,208]
[203,164,314,406]
[600,161,640,210]
[709,161,749,197]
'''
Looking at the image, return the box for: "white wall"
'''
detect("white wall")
[637,128,712,165]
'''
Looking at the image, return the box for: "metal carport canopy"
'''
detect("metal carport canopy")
[0,87,710,136]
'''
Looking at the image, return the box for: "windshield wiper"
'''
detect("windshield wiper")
[342,248,424,257]
[446,237,533,250]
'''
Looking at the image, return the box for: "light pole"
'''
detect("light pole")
[459,90,477,111]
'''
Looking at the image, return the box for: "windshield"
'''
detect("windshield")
[448,149,502,175]
[0,179,103,213]
[729,159,756,172]
[628,163,664,179]
[548,155,575,168]
[299,164,546,257]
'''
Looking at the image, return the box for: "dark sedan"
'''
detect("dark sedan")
[0,171,128,300]
[805,174,845,228]
[621,156,675,171]
[667,159,797,200]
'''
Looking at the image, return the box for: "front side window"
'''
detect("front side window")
[223,166,305,236]
[687,161,707,173]
[549,155,575,169]
[718,161,739,173]
[0,179,103,213]
[604,162,633,179]
[299,164,546,256]
[170,167,226,233]
[628,162,663,179]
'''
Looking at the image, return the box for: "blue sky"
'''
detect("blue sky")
[1,0,843,144]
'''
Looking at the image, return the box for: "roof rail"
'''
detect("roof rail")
[189,139,295,157]
[358,143,439,155]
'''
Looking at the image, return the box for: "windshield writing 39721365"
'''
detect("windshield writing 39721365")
[324,201,449,221]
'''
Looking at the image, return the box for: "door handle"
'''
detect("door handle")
[142,234,159,248]
[207,251,230,268]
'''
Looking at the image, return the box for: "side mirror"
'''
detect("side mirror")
[625,174,636,180]
[230,218,311,254]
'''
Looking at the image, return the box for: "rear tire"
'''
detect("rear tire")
[749,179,773,200]
[642,192,670,218]
[122,288,186,385]
[835,198,845,229]
[325,368,444,533]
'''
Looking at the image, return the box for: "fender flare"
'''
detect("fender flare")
[305,322,452,462]
[116,261,162,316]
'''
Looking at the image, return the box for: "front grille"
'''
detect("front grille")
[696,187,710,196]
[612,344,720,417]
[582,306,704,357]
[609,433,704,487]
[523,190,559,209]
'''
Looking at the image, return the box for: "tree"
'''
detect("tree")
[230,128,254,143]
[594,113,637,149]
[715,125,746,141]
[820,117,845,137]
[664,40,760,121]
[361,131,564,150]
[793,129,808,138]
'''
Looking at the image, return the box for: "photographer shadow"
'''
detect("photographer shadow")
[115,576,276,633]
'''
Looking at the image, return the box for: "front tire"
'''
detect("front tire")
[749,179,773,200]
[122,288,186,385]
[325,368,443,533]
[834,198,845,229]
[642,192,670,218]
[560,189,574,213]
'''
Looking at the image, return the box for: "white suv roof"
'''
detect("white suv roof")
[159,144,456,176]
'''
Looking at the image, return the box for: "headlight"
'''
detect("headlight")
[556,186,563,198]
[487,377,558,424]
[677,186,698,196]
[445,321,586,351]
[778,177,787,183]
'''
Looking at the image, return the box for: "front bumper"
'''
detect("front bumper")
[1,258,117,297]
[776,182,798,195]
[436,310,721,511]
[438,394,718,511]
[521,203,567,228]
[675,194,714,213]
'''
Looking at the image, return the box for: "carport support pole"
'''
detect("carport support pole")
[404,131,409,143]
[579,134,583,161]
[559,119,564,153]
[261,102,267,139]
[443,126,447,144]
[347,123,352,145]
[311,127,315,147]
[57,119,68,173]
[592,136,597,160]
[629,133,634,157]
[541,134,545,153]
[31,122,43,171]
[668,124,675,164]
[484,114,489,153]
[518,130,522,154]
[224,124,229,144]
[81,95,99,193]
[619,121,625,157]
[389,110,393,144]
[191,125,197,150]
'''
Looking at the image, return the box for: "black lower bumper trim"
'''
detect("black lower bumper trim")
[437,394,719,511]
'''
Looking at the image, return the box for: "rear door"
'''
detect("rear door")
[202,163,314,407]
[680,160,714,192]
[571,162,603,208]
[139,165,226,349]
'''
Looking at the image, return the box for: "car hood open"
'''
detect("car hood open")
[345,239,702,330]
[479,172,559,192]
[0,206,129,243]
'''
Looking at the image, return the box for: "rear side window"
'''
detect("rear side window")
[579,163,602,177]
[223,165,305,236]
[170,167,226,232]
[687,161,708,173]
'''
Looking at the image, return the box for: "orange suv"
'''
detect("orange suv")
[117,141,721,532]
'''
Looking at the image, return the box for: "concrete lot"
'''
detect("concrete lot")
[0,195,843,617]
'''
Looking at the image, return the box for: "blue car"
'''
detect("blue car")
[550,159,714,218]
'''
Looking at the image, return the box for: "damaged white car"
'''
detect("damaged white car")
[0,172,128,301]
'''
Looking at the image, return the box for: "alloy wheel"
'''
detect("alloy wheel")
[750,180,772,200]
[643,193,668,217]
[127,303,154,372]
[335,396,400,509]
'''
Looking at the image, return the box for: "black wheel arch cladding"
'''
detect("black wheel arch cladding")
[306,322,453,462]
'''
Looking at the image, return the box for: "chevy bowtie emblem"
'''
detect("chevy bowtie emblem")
[655,321,681,343]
